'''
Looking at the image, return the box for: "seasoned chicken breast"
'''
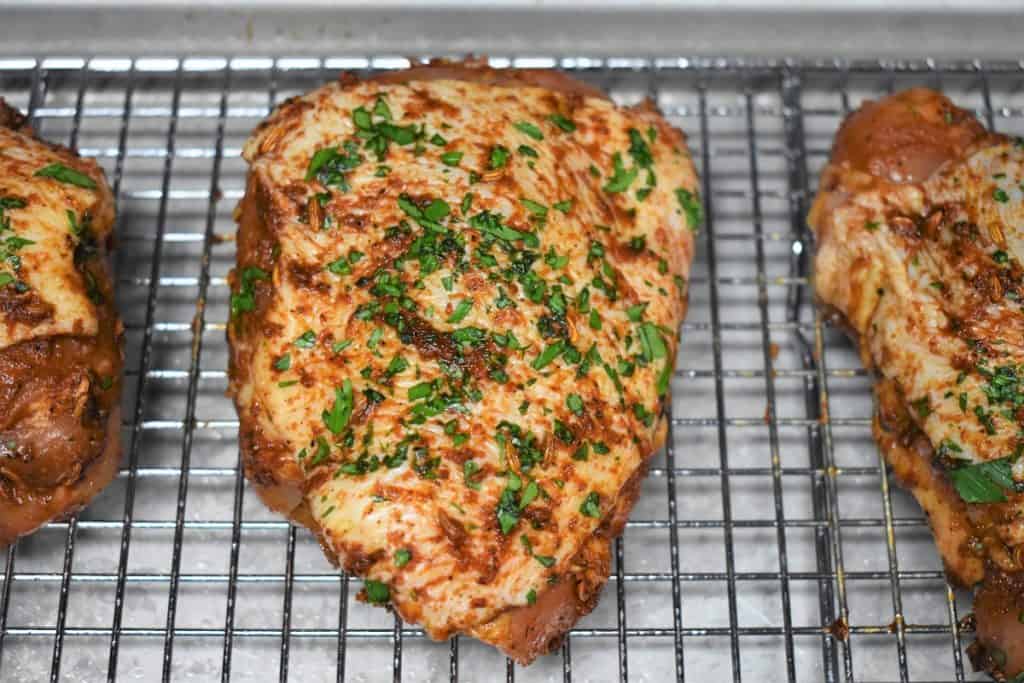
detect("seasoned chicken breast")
[0,99,123,545]
[227,61,698,662]
[809,88,1024,679]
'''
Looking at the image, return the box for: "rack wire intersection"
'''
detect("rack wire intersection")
[1,54,1020,683]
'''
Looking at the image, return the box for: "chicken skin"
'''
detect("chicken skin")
[810,88,1024,679]
[227,61,699,663]
[0,100,123,546]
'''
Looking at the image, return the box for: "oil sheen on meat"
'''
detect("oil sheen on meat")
[227,62,698,663]
[809,88,1024,680]
[0,100,123,545]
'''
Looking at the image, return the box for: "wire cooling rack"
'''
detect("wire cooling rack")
[1,55,1021,683]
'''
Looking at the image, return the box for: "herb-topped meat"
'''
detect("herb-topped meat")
[227,61,698,662]
[809,88,1024,679]
[0,99,123,545]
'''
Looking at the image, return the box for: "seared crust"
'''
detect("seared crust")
[0,98,124,546]
[228,61,697,662]
[810,89,1024,679]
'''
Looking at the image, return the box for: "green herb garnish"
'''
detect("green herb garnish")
[322,379,354,434]
[35,163,96,189]
[580,492,601,518]
[950,456,1015,504]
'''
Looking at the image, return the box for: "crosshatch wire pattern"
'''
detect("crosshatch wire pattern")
[1,55,1022,683]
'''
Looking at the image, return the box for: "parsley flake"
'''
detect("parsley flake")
[322,379,354,434]
[675,188,703,232]
[580,492,601,518]
[547,113,576,132]
[447,299,473,324]
[394,549,412,567]
[440,151,463,166]
[34,163,96,190]
[514,120,544,140]
[364,579,390,604]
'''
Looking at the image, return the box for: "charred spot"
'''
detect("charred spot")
[0,286,54,326]
[972,271,1004,303]
[522,505,552,528]
[887,214,922,240]
[438,509,468,550]
[921,207,946,239]
[338,211,372,232]
[287,261,328,293]
[536,314,567,340]
[281,181,310,209]
[343,547,385,575]
[951,219,982,242]
[406,87,460,119]
[0,99,28,131]
[476,552,499,586]
[390,312,492,381]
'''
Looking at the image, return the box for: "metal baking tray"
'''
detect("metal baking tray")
[1,53,1021,682]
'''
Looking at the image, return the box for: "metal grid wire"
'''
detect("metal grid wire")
[1,54,1022,682]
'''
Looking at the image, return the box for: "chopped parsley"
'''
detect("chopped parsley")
[580,492,601,518]
[534,555,556,568]
[628,127,653,168]
[230,266,269,318]
[394,549,412,567]
[322,379,354,434]
[675,188,703,232]
[447,299,473,324]
[34,163,96,190]
[408,381,433,401]
[547,113,576,132]
[351,100,418,161]
[949,456,1015,504]
[0,196,26,234]
[364,579,390,604]
[385,355,408,376]
[532,340,565,370]
[489,145,510,170]
[294,330,316,349]
[463,460,482,490]
[305,141,361,190]
[567,393,584,415]
[910,396,931,419]
[517,144,538,158]
[440,151,463,166]
[496,472,523,534]
[520,198,548,219]
[994,187,1010,203]
[273,354,291,371]
[514,121,544,140]
[603,152,638,193]
[553,199,572,214]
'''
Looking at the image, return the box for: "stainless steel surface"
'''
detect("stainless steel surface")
[2,4,1024,60]
[0,55,1018,682]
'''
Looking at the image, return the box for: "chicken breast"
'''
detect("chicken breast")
[0,99,123,545]
[809,88,1024,679]
[227,61,698,662]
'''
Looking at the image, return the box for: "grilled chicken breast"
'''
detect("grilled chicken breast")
[0,100,123,545]
[809,88,1024,679]
[227,61,698,662]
